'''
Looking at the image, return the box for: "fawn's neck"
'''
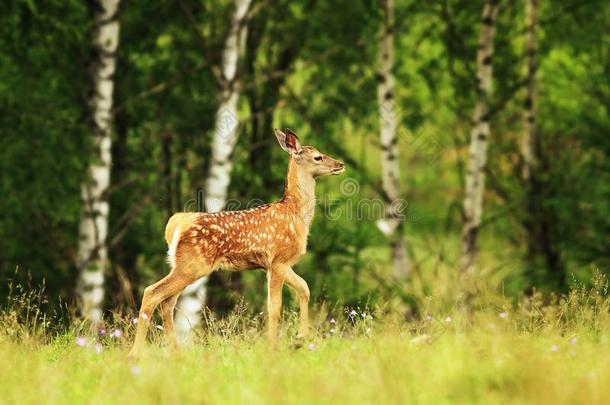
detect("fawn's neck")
[281,158,316,227]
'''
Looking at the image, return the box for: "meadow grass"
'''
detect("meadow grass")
[1,276,609,405]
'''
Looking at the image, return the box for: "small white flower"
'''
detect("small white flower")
[349,310,357,316]
[329,318,336,324]
[111,329,122,338]
[366,328,372,334]
[95,342,103,354]
[569,337,578,345]
[424,314,432,321]
[444,316,452,323]
[76,337,86,347]
[131,366,142,375]
[550,344,559,353]
[329,328,336,335]
[132,318,138,324]
[499,311,508,319]
[140,313,148,320]
[307,343,316,351]
[155,325,164,330]
[361,312,366,318]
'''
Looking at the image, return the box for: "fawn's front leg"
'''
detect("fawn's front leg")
[284,267,310,338]
[266,265,287,347]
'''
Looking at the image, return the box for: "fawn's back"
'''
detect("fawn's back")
[166,202,308,272]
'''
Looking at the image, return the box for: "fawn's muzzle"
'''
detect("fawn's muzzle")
[332,162,345,175]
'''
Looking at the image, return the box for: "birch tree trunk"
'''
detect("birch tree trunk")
[175,0,252,342]
[375,0,411,280]
[460,0,499,273]
[76,0,121,323]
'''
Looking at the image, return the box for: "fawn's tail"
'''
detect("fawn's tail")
[164,213,199,268]
[164,213,201,245]
[164,214,180,246]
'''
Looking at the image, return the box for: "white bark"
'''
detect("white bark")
[461,0,499,273]
[375,0,410,279]
[175,0,252,342]
[174,277,208,342]
[76,0,121,323]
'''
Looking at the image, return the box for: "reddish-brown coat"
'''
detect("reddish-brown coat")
[170,158,311,274]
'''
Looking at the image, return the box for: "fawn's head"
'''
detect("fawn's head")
[274,128,345,178]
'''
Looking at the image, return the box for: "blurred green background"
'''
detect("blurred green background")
[0,0,608,319]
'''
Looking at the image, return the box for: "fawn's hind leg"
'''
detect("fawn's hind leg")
[159,294,180,352]
[128,272,186,359]
[128,257,211,359]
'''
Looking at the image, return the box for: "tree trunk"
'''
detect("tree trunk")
[460,0,499,273]
[522,0,540,278]
[519,0,565,291]
[522,0,538,183]
[161,130,173,217]
[376,0,411,280]
[108,107,139,309]
[174,0,252,342]
[76,0,121,323]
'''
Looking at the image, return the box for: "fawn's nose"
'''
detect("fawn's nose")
[333,162,345,174]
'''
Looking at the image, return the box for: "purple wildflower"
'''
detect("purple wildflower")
[76,337,87,347]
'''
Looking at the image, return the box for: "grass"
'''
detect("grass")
[1,275,610,404]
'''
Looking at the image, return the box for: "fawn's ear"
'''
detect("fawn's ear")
[274,128,303,155]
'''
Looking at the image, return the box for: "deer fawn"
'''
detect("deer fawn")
[128,128,344,358]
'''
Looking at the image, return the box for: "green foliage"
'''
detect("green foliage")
[0,0,608,316]
[0,0,89,300]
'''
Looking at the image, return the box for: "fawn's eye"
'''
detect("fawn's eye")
[314,155,322,162]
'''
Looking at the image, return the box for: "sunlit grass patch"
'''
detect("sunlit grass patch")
[1,274,609,404]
